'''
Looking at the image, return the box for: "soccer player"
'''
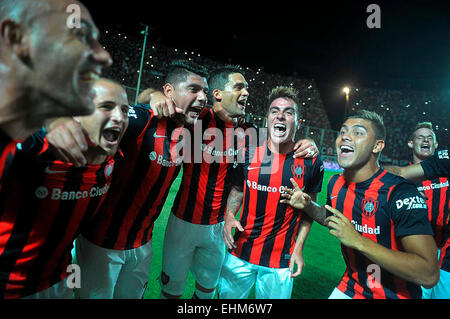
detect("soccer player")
[218,86,324,299]
[46,60,209,298]
[0,0,112,186]
[403,122,449,298]
[281,110,439,299]
[148,66,318,299]
[0,78,129,299]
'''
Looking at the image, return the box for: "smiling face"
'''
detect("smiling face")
[267,97,298,147]
[165,72,208,125]
[408,127,437,162]
[75,79,129,156]
[217,73,249,118]
[336,118,384,170]
[26,0,112,117]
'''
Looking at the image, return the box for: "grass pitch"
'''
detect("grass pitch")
[143,169,346,299]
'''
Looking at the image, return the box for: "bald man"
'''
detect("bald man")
[0,0,112,188]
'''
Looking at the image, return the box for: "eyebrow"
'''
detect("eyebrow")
[341,124,368,131]
[269,106,296,112]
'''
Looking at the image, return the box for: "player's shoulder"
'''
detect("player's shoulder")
[382,170,421,200]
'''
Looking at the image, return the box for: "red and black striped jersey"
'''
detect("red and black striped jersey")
[230,141,324,268]
[0,128,20,191]
[421,149,450,179]
[82,105,184,250]
[0,131,117,298]
[171,108,255,225]
[411,161,449,248]
[327,169,433,299]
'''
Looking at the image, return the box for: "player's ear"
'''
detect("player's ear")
[163,83,174,98]
[373,139,385,155]
[407,140,414,150]
[212,89,222,102]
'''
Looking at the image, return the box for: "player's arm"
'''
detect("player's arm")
[383,164,425,184]
[143,87,182,118]
[223,185,245,249]
[293,138,319,159]
[289,193,316,278]
[280,178,329,226]
[325,204,439,288]
[44,117,96,167]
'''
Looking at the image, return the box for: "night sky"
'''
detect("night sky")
[84,0,450,129]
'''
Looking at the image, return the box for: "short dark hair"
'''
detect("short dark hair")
[347,109,386,141]
[207,65,244,103]
[165,59,209,87]
[267,86,300,117]
[408,121,435,142]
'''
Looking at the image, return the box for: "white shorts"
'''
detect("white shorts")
[22,279,73,299]
[160,213,225,296]
[328,287,352,299]
[74,235,153,299]
[217,252,293,299]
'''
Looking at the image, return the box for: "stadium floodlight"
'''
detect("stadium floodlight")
[342,86,350,94]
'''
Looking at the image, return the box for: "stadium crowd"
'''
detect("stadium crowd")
[100,26,449,164]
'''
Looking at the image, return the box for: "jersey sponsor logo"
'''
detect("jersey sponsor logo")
[395,195,427,210]
[438,150,449,160]
[34,184,110,200]
[246,179,289,194]
[351,220,380,235]
[417,180,449,192]
[201,143,242,157]
[361,198,379,218]
[149,151,182,167]
[291,164,304,179]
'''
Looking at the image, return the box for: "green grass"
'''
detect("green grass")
[143,169,346,299]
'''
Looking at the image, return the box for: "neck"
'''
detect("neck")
[0,91,42,140]
[343,158,380,183]
[83,146,108,165]
[268,138,295,155]
[412,153,426,164]
[213,103,234,124]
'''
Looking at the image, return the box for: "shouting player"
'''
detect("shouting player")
[0,0,112,186]
[281,110,439,299]
[0,78,128,299]
[46,60,209,298]
[218,86,324,299]
[404,122,449,298]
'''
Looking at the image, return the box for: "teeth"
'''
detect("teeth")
[274,124,286,129]
[340,145,353,152]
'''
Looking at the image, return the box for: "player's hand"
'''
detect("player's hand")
[149,91,183,118]
[289,248,305,278]
[223,212,244,249]
[324,205,363,249]
[293,139,319,159]
[46,118,96,167]
[280,178,312,210]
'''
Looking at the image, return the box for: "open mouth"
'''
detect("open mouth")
[237,99,246,110]
[102,127,121,144]
[420,144,431,152]
[187,106,202,119]
[339,145,354,158]
[273,123,287,136]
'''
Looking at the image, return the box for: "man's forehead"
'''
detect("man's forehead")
[269,97,296,109]
[94,82,128,103]
[342,118,370,129]
[227,73,247,85]
[414,127,434,136]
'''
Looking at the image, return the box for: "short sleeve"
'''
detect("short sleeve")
[304,156,324,194]
[421,149,450,180]
[388,182,433,237]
